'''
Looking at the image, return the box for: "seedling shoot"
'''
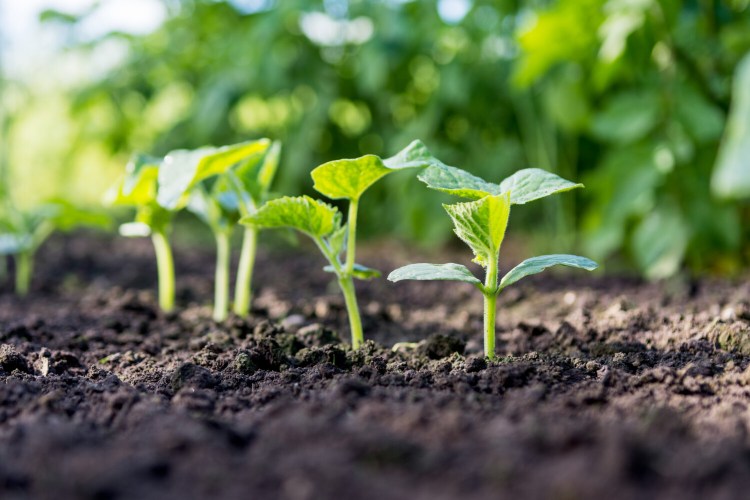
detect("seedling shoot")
[389,163,597,360]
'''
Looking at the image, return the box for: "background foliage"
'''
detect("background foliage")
[2,0,749,278]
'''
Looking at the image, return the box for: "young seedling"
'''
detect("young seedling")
[0,200,110,296]
[388,164,597,360]
[157,139,274,321]
[106,154,178,312]
[242,140,443,348]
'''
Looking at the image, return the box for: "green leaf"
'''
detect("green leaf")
[444,193,511,267]
[311,140,434,201]
[417,163,502,200]
[631,205,688,280]
[589,90,661,144]
[324,263,381,280]
[234,140,281,204]
[498,168,583,205]
[311,155,391,200]
[712,53,750,199]
[382,140,444,170]
[420,164,582,204]
[240,195,340,239]
[105,154,160,207]
[387,263,481,285]
[499,254,598,291]
[158,140,271,209]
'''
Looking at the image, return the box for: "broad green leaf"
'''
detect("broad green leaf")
[498,168,583,205]
[311,155,391,200]
[105,154,160,207]
[382,140,444,170]
[313,141,444,200]
[712,53,750,199]
[444,193,511,267]
[323,263,381,280]
[387,263,481,285]
[499,254,598,291]
[240,195,340,238]
[158,140,271,209]
[417,163,502,199]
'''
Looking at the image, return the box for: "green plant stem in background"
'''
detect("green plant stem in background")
[483,256,499,360]
[339,276,364,349]
[233,226,257,317]
[14,251,32,297]
[214,230,231,322]
[151,230,175,313]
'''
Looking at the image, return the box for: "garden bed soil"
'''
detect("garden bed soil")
[1,234,750,500]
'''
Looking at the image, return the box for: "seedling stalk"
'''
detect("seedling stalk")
[15,250,32,297]
[214,230,231,322]
[151,230,175,313]
[233,226,257,317]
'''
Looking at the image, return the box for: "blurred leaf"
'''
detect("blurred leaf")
[712,52,750,199]
[324,263,381,280]
[590,90,661,143]
[631,204,689,280]
[499,168,583,205]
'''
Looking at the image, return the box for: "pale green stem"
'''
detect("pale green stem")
[214,230,231,322]
[151,230,175,313]
[483,255,499,360]
[345,199,359,273]
[342,199,365,348]
[233,226,257,317]
[339,276,364,349]
[14,250,32,297]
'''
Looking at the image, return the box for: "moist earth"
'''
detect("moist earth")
[1,234,750,500]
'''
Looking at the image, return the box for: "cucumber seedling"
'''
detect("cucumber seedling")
[106,154,178,312]
[0,200,110,296]
[242,140,443,348]
[157,139,276,321]
[388,164,597,360]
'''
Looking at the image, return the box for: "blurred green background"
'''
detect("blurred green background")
[1,0,749,278]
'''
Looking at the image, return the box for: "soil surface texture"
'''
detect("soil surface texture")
[1,234,750,500]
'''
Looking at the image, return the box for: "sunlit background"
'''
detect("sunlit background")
[1,0,749,278]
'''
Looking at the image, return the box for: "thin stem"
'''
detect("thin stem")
[233,226,257,317]
[151,230,175,313]
[483,255,499,360]
[338,276,364,349]
[345,199,359,273]
[214,230,231,322]
[14,251,32,297]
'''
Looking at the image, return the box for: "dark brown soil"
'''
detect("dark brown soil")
[1,234,750,500]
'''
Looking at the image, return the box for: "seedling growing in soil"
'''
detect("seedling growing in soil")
[0,200,110,296]
[242,140,443,348]
[158,139,275,321]
[106,154,178,312]
[388,164,597,360]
